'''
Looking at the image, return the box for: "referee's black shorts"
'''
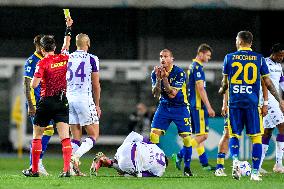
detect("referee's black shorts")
[34,94,69,127]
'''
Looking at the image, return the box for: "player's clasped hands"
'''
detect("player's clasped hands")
[154,66,162,80]
[160,67,169,78]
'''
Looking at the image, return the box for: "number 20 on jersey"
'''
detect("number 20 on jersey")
[231,62,257,94]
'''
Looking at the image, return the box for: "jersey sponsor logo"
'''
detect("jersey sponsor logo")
[269,69,282,73]
[232,85,252,94]
[51,61,67,69]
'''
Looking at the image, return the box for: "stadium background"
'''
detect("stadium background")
[0,0,283,160]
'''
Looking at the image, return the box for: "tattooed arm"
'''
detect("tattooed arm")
[262,76,284,112]
[24,77,36,116]
[152,66,162,98]
[262,76,281,102]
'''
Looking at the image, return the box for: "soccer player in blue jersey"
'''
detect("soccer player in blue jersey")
[150,49,193,176]
[181,44,216,171]
[219,31,284,181]
[215,89,268,177]
[22,35,54,176]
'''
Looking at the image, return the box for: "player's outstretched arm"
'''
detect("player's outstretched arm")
[62,17,73,51]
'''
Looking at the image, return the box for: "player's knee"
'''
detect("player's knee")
[196,134,208,142]
[43,126,54,136]
[150,132,160,144]
[251,135,262,144]
[183,136,191,147]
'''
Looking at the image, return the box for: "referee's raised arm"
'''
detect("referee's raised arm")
[62,16,73,52]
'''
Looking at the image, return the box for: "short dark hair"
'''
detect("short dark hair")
[197,43,213,53]
[160,49,174,57]
[237,31,253,44]
[40,35,56,52]
[271,43,284,54]
[33,34,44,47]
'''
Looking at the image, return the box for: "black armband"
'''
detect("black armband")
[65,26,72,36]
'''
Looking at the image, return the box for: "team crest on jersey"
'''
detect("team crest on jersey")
[29,59,33,64]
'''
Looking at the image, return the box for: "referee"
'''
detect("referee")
[23,17,73,177]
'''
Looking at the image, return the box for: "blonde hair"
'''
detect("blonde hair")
[76,33,90,48]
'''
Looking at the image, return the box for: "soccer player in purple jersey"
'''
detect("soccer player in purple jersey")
[66,33,101,176]
[260,43,284,174]
[90,132,167,177]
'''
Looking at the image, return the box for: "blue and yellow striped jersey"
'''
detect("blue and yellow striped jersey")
[187,59,206,109]
[223,47,269,108]
[151,65,188,106]
[23,52,43,105]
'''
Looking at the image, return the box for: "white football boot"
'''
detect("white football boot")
[215,168,227,177]
[250,172,262,181]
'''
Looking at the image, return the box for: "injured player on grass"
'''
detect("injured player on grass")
[90,131,168,177]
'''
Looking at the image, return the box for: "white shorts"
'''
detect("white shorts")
[114,142,138,175]
[68,100,99,126]
[263,103,284,128]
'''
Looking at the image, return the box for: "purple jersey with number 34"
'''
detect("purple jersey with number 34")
[66,50,99,99]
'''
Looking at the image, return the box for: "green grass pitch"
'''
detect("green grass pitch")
[0,156,284,189]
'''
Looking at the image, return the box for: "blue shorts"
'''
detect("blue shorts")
[191,108,209,135]
[228,107,263,137]
[151,103,191,134]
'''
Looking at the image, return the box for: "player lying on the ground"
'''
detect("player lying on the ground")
[90,131,167,177]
